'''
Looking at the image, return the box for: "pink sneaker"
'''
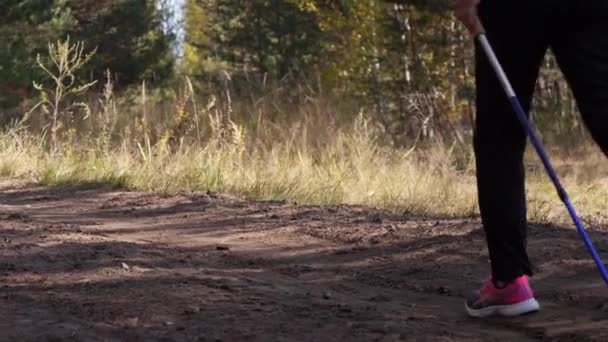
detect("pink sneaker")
[465,275,540,318]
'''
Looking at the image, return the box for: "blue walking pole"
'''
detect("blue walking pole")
[476,33,608,285]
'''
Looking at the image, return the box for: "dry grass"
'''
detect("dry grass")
[3,38,608,225]
[526,144,608,226]
[2,111,608,226]
[0,115,480,217]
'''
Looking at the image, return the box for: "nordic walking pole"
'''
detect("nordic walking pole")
[475,32,608,285]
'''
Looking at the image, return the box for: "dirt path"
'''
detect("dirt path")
[1,181,607,341]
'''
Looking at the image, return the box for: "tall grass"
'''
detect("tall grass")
[0,112,480,217]
[3,110,608,225]
[2,38,608,225]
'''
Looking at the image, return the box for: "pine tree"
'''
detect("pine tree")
[0,0,175,109]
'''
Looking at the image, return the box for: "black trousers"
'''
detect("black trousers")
[476,0,608,282]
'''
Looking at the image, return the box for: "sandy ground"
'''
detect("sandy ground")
[1,181,608,341]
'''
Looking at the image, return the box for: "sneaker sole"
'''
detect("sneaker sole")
[465,298,540,318]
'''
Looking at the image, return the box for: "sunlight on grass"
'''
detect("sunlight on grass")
[2,38,608,223]
[3,115,607,225]
[0,116,480,218]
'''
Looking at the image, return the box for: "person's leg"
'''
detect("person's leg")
[475,1,551,283]
[551,2,608,155]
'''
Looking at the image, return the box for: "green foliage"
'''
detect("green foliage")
[0,0,175,109]
[181,0,469,145]
[70,0,175,87]
[0,0,76,108]
[0,0,583,146]
[178,0,581,145]
[183,0,323,87]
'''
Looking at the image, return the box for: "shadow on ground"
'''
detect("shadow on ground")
[1,184,608,341]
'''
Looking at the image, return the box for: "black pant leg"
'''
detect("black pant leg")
[552,2,608,156]
[475,1,551,282]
